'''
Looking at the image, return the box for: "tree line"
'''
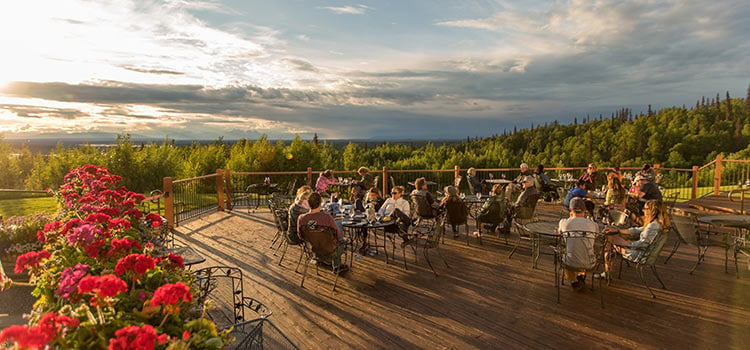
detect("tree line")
[1,92,749,194]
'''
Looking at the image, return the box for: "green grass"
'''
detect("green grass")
[0,197,58,218]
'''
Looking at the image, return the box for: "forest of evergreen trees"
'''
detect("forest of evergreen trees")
[1,90,749,194]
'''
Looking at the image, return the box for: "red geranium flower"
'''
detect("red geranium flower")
[108,324,168,350]
[15,250,51,273]
[107,238,142,258]
[77,274,128,307]
[0,312,79,350]
[114,254,156,281]
[156,253,184,270]
[150,282,192,314]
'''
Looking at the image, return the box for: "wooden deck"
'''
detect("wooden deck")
[689,194,748,215]
[175,202,750,349]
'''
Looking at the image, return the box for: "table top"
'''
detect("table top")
[170,245,206,266]
[698,215,750,229]
[524,221,560,236]
[485,179,512,184]
[552,178,578,183]
[341,219,395,228]
[407,181,437,186]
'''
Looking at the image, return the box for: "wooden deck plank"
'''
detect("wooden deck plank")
[176,202,750,349]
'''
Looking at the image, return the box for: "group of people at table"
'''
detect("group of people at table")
[282,163,668,287]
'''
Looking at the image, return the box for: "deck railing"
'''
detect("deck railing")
[159,155,746,227]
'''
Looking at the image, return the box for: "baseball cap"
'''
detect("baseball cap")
[570,197,586,211]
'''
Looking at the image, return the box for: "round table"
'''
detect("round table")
[485,179,513,185]
[341,218,396,263]
[697,215,750,229]
[524,221,561,268]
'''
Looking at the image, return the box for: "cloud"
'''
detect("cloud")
[319,5,370,15]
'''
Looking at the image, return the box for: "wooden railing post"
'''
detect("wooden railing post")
[454,165,460,186]
[224,169,232,210]
[714,154,723,195]
[307,167,313,186]
[691,166,699,199]
[217,169,225,212]
[163,177,175,228]
[382,166,388,195]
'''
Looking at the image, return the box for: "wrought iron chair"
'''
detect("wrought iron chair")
[666,214,711,273]
[441,199,470,245]
[193,266,271,334]
[417,213,450,276]
[611,228,670,298]
[389,175,397,190]
[299,224,351,291]
[229,317,300,350]
[553,231,605,308]
[508,193,541,259]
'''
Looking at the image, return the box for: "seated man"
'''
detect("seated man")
[507,176,540,228]
[563,180,594,217]
[410,177,439,218]
[630,175,662,215]
[558,198,599,291]
[476,184,508,234]
[508,163,533,200]
[297,192,348,271]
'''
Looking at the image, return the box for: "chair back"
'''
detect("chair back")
[300,224,338,258]
[193,266,271,332]
[454,176,462,188]
[640,228,670,265]
[669,213,698,245]
[560,231,600,270]
[390,176,396,190]
[272,209,289,233]
[411,192,436,218]
[286,179,297,196]
[444,198,468,225]
[373,175,380,190]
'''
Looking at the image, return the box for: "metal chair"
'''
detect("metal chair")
[299,224,350,292]
[666,213,712,273]
[193,266,271,331]
[229,317,300,350]
[554,231,605,308]
[441,199,470,245]
[611,228,670,298]
[418,213,450,276]
[508,193,541,259]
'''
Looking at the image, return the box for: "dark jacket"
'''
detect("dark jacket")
[477,195,507,224]
[443,196,468,225]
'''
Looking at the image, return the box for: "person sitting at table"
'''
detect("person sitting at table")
[605,175,627,211]
[350,184,366,212]
[297,192,348,271]
[563,180,594,217]
[440,185,469,238]
[296,185,312,198]
[287,191,311,244]
[628,174,663,223]
[476,184,508,235]
[379,186,410,228]
[603,199,669,277]
[315,169,337,196]
[637,163,656,182]
[411,177,439,218]
[608,166,623,183]
[355,166,375,190]
[467,167,485,195]
[579,163,599,191]
[534,164,557,201]
[366,188,385,211]
[558,198,599,291]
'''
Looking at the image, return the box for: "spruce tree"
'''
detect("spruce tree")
[725,91,733,121]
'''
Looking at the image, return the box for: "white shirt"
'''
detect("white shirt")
[378,197,410,217]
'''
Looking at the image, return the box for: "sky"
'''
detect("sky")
[0,0,749,141]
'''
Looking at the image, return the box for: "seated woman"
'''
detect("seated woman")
[440,185,468,238]
[604,175,627,211]
[476,184,508,235]
[467,167,484,195]
[287,190,312,244]
[366,188,385,211]
[603,200,670,276]
[378,186,410,233]
[315,169,337,197]
[350,185,366,213]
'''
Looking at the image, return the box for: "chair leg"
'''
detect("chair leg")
[555,252,561,304]
[664,239,681,264]
[300,259,310,288]
[508,232,522,259]
[294,246,304,273]
[651,265,667,289]
[278,240,290,265]
[637,265,657,299]
[424,241,438,277]
[270,230,281,250]
[689,246,706,274]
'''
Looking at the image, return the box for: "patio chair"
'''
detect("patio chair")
[418,213,450,276]
[441,199,470,245]
[612,228,670,298]
[389,175,397,190]
[666,213,713,273]
[269,207,288,250]
[373,175,380,190]
[229,317,300,350]
[299,224,351,292]
[192,266,271,332]
[454,176,462,189]
[553,231,605,308]
[508,193,541,260]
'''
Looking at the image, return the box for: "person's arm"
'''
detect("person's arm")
[297,215,304,240]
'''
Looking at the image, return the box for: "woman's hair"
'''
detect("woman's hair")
[414,177,426,190]
[536,164,545,173]
[322,169,333,178]
[588,163,597,171]
[392,186,404,195]
[350,184,364,198]
[444,185,458,197]
[642,163,652,171]
[295,191,311,203]
[642,200,669,228]
[467,167,476,176]
[358,166,370,174]
[491,184,504,196]
[610,177,626,203]
[296,185,312,197]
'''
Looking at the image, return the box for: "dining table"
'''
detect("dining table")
[697,214,750,273]
[246,183,277,209]
[170,245,206,269]
[523,221,561,269]
[340,216,396,264]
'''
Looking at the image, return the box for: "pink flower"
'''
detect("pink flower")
[56,263,90,300]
